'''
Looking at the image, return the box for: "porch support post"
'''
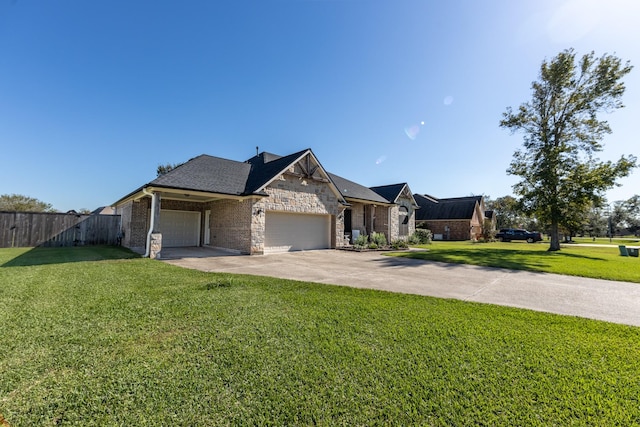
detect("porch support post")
[143,189,162,258]
[151,193,161,233]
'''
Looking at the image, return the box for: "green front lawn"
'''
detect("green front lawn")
[390,241,640,283]
[1,247,639,425]
[570,237,640,245]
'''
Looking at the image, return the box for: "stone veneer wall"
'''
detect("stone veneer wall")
[400,195,416,238]
[258,174,344,251]
[388,205,400,242]
[409,208,416,237]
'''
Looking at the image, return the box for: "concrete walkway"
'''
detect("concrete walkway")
[161,248,640,327]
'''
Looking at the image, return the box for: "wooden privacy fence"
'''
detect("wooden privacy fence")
[0,212,121,248]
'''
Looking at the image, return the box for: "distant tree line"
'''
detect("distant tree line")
[486,194,640,239]
[0,194,94,214]
[0,194,55,212]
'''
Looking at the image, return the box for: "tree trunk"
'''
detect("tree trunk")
[548,221,561,251]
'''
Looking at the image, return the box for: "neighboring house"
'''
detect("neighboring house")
[113,148,417,256]
[414,194,489,241]
[328,176,417,243]
[92,206,116,215]
[369,183,419,240]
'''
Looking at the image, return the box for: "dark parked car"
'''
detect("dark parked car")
[495,228,543,243]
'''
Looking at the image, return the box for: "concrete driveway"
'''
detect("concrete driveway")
[161,248,640,327]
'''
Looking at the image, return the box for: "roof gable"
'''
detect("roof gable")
[414,194,483,221]
[244,149,311,194]
[246,149,347,204]
[328,173,391,204]
[370,183,418,207]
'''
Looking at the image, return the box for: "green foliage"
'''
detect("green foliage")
[391,239,409,249]
[486,195,530,229]
[407,233,421,245]
[481,218,496,241]
[367,242,378,249]
[391,241,640,282]
[0,193,55,212]
[1,247,639,425]
[501,49,637,251]
[413,229,432,244]
[353,233,368,249]
[611,195,640,235]
[370,232,387,247]
[156,162,183,176]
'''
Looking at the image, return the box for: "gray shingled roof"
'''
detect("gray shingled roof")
[328,173,390,204]
[370,183,409,204]
[117,148,401,206]
[414,194,482,221]
[150,155,252,195]
[244,149,310,194]
[144,149,312,197]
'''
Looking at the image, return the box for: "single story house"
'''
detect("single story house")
[114,148,417,256]
[414,194,490,240]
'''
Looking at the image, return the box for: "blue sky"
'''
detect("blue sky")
[1,0,639,212]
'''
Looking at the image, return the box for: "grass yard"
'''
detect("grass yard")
[1,247,639,425]
[570,237,640,246]
[390,241,640,283]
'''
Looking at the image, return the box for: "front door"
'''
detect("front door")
[344,209,352,234]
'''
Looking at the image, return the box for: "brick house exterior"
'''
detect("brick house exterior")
[413,194,489,241]
[328,175,418,245]
[370,183,418,242]
[114,149,416,257]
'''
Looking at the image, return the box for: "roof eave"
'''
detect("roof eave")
[114,185,265,206]
[343,196,395,206]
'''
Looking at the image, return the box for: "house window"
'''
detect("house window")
[399,206,409,236]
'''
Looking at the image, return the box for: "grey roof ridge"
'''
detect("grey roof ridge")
[370,182,419,207]
[328,172,392,204]
[244,148,312,193]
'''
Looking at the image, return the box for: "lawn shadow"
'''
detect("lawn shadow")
[380,248,607,273]
[374,251,531,272]
[1,246,139,267]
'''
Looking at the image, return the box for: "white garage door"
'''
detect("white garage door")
[265,212,331,254]
[160,210,201,247]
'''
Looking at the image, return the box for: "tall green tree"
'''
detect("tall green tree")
[585,203,608,237]
[486,195,539,230]
[500,49,636,251]
[0,194,55,212]
[486,195,521,229]
[611,195,640,235]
